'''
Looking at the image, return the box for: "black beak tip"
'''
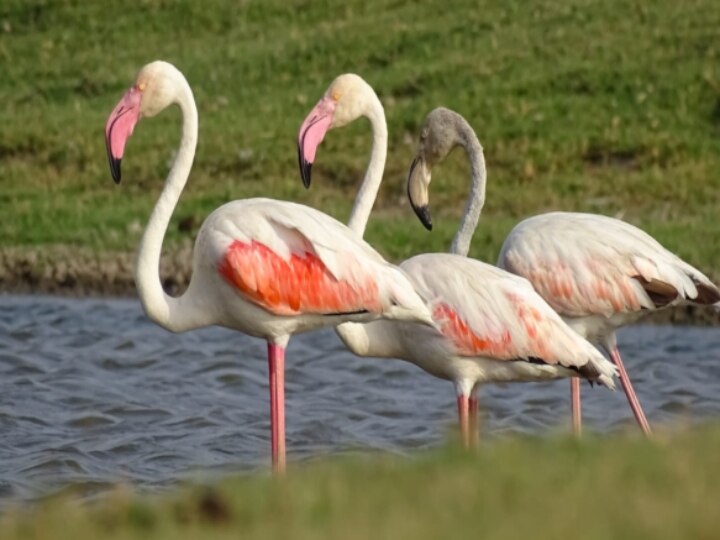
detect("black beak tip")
[297,146,312,189]
[105,134,122,184]
[413,204,433,231]
[110,157,122,184]
[301,162,312,189]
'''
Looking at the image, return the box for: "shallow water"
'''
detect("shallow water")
[1,295,719,502]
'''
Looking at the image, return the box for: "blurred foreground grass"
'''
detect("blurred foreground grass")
[2,426,719,539]
[1,0,719,276]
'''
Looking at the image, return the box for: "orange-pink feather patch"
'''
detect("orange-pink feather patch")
[218,240,382,316]
[433,303,512,357]
[518,257,645,316]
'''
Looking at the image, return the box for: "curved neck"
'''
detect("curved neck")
[450,129,486,257]
[135,83,200,332]
[347,96,387,236]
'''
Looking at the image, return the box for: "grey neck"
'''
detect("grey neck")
[450,126,486,257]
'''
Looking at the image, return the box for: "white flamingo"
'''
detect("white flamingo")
[297,80,617,445]
[499,215,720,435]
[103,61,436,473]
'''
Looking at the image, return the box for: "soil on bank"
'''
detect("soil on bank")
[1,245,718,326]
[0,245,192,298]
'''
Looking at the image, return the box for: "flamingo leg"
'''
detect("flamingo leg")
[267,343,287,474]
[456,394,471,449]
[610,346,652,436]
[468,394,480,448]
[570,377,582,436]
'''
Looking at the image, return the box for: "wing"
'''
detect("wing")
[498,212,719,317]
[401,253,615,386]
[202,198,430,320]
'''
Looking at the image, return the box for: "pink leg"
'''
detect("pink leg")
[610,346,652,436]
[267,343,286,474]
[468,395,480,448]
[570,377,582,436]
[456,394,470,449]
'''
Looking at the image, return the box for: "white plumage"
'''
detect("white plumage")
[498,211,720,433]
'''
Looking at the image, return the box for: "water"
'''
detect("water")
[1,295,719,502]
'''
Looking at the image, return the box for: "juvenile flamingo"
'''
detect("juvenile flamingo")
[401,106,720,435]
[297,79,617,445]
[103,61,435,472]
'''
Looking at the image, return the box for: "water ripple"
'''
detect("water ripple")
[0,294,718,503]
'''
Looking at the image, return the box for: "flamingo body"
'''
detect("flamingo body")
[498,211,720,344]
[190,198,430,340]
[499,212,720,435]
[358,254,616,392]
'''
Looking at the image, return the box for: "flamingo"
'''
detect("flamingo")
[399,106,720,436]
[499,217,720,435]
[297,79,618,446]
[103,61,436,473]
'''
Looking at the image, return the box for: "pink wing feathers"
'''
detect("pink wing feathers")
[207,199,432,321]
[498,212,720,318]
[401,253,616,387]
[219,237,382,316]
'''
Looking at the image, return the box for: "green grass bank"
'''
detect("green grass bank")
[1,0,719,295]
[2,426,719,539]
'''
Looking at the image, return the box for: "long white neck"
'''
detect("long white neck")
[338,94,392,350]
[134,82,201,332]
[450,130,486,257]
[346,95,387,236]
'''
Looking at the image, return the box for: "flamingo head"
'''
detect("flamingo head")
[407,107,467,231]
[297,73,376,188]
[104,61,184,183]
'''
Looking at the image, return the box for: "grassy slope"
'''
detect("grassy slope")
[2,426,720,539]
[1,0,719,272]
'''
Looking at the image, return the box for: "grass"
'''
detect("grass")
[1,0,719,275]
[2,425,720,539]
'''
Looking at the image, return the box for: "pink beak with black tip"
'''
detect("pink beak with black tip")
[297,96,336,188]
[104,86,143,184]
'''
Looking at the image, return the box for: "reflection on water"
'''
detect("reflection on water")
[0,295,719,501]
